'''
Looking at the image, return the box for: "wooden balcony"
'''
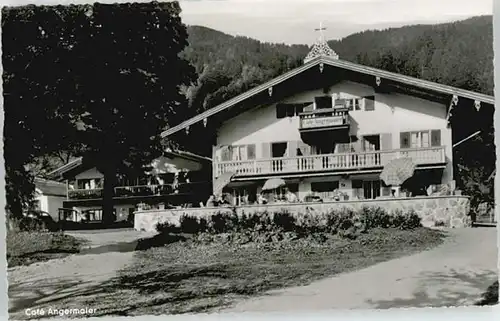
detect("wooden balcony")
[214,146,446,178]
[67,182,211,200]
[299,108,350,144]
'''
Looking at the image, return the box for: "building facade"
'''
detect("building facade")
[48,150,212,222]
[161,39,494,206]
[33,178,67,221]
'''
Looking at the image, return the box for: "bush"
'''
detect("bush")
[155,206,423,243]
[359,206,392,229]
[180,215,207,234]
[390,209,421,230]
[272,210,296,232]
[156,221,178,233]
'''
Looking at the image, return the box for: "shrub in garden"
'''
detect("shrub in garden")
[179,215,208,234]
[272,210,296,232]
[386,209,422,230]
[155,221,178,233]
[208,212,235,234]
[359,206,392,229]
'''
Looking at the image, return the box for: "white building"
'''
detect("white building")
[34,178,67,221]
[161,36,494,204]
[48,150,212,222]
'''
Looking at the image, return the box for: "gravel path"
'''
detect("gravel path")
[224,228,498,312]
[7,229,156,320]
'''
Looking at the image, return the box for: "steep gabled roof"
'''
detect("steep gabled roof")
[161,55,494,138]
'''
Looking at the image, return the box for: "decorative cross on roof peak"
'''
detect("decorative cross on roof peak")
[304,21,339,64]
[314,21,327,42]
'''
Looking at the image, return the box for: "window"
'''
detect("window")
[228,144,257,161]
[315,96,332,109]
[364,96,375,111]
[346,98,362,111]
[276,103,310,119]
[363,135,380,151]
[362,180,381,200]
[311,181,339,192]
[401,130,441,149]
[311,181,340,200]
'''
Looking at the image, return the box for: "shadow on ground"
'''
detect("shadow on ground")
[77,232,186,255]
[366,269,498,308]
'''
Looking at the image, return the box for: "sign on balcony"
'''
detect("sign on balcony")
[301,116,344,129]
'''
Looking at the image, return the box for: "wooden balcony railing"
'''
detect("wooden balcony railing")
[68,181,211,200]
[215,146,446,177]
[299,108,350,130]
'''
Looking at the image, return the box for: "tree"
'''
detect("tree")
[2,5,87,220]
[2,2,195,224]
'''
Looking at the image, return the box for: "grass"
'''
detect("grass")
[6,231,85,268]
[79,227,445,316]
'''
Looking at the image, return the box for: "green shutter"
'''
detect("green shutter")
[431,130,441,147]
[400,132,410,149]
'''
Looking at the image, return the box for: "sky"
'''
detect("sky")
[0,0,493,44]
[179,0,494,45]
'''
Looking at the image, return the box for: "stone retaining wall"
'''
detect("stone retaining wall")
[134,195,471,232]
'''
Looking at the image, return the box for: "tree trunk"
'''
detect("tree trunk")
[102,167,117,225]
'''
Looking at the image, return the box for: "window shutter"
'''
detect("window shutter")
[276,104,286,118]
[315,96,332,109]
[380,133,392,150]
[213,146,221,162]
[247,144,256,160]
[296,104,305,115]
[400,132,410,149]
[288,141,298,157]
[431,130,441,147]
[364,96,375,111]
[221,146,231,161]
[261,142,271,159]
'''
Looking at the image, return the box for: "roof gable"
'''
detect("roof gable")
[161,56,494,138]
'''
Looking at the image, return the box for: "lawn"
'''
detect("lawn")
[6,231,85,268]
[79,227,445,316]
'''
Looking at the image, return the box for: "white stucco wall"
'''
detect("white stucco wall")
[36,194,65,221]
[216,80,452,183]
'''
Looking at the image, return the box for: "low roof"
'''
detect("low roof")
[161,55,495,138]
[47,149,211,181]
[34,178,67,197]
